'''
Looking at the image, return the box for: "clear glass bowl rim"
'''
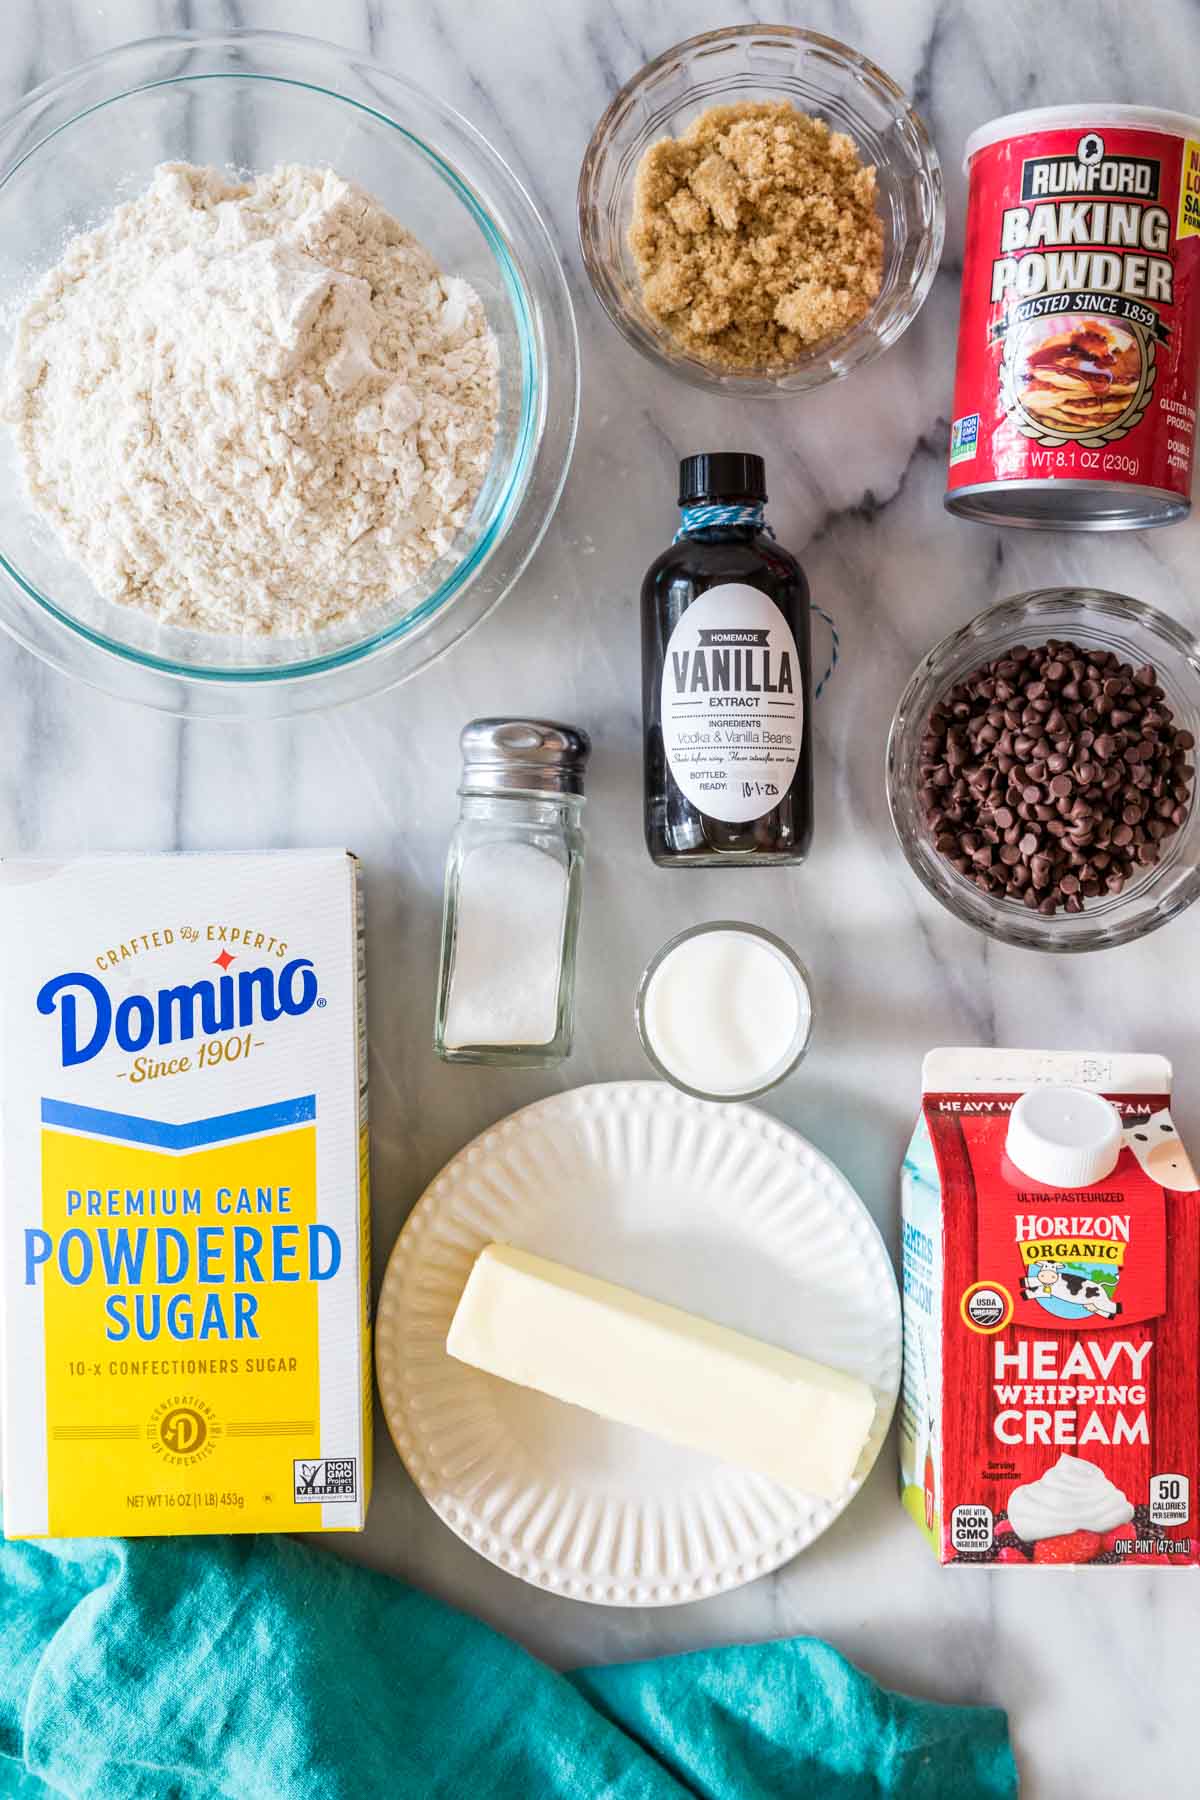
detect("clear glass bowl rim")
[634,920,815,1101]
[886,588,1200,952]
[577,21,945,396]
[0,28,579,704]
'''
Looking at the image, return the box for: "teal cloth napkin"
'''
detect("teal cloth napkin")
[0,1532,1016,1799]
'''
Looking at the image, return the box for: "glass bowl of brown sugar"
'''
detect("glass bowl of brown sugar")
[577,24,943,395]
[887,589,1200,952]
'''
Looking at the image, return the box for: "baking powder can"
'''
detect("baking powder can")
[945,106,1200,529]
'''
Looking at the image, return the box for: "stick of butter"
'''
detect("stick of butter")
[446,1243,876,1500]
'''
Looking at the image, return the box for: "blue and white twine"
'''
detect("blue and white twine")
[673,502,767,538]
[673,505,841,698]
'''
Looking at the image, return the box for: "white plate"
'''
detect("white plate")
[376,1082,900,1606]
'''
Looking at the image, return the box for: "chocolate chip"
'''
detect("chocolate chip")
[917,636,1193,916]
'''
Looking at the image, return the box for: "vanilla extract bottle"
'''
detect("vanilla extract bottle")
[642,453,813,867]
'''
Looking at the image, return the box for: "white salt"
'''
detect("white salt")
[443,841,568,1048]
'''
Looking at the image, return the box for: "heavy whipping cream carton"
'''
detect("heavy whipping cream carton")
[901,1049,1200,1566]
[0,853,371,1537]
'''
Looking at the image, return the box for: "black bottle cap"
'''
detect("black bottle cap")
[678,452,766,506]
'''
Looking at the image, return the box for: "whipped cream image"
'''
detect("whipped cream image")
[1007,1453,1134,1542]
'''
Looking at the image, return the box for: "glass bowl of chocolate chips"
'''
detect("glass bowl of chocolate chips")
[887,589,1200,951]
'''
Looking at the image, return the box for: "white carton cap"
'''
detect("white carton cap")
[1006,1085,1123,1189]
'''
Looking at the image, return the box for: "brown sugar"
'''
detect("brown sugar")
[629,101,885,371]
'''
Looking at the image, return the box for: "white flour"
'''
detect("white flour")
[2,163,500,636]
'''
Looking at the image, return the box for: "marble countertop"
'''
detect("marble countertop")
[4,3,1200,1794]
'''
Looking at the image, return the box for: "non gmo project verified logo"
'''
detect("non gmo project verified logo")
[293,1457,357,1504]
[951,413,980,466]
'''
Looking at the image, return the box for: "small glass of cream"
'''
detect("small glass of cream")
[635,922,813,1102]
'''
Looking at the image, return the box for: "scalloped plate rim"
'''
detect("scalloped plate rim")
[376,1080,900,1607]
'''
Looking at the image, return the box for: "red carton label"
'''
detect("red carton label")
[901,1052,1200,1566]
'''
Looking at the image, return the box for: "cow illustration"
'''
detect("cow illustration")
[1022,1259,1120,1318]
[1123,1109,1198,1192]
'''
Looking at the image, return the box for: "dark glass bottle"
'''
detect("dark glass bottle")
[642,453,814,868]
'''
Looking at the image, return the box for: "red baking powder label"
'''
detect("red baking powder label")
[947,122,1200,507]
[900,1066,1200,1566]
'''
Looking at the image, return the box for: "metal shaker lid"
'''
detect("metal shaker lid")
[459,718,591,795]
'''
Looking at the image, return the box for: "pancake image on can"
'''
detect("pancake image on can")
[1007,316,1149,442]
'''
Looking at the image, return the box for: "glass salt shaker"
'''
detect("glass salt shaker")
[435,718,590,1067]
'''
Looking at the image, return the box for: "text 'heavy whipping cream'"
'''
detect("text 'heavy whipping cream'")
[0,853,372,1538]
[900,1049,1200,1565]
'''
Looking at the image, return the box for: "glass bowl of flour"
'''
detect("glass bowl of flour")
[0,31,577,715]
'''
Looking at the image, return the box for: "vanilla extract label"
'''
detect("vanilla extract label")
[676,627,795,696]
[660,582,803,824]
